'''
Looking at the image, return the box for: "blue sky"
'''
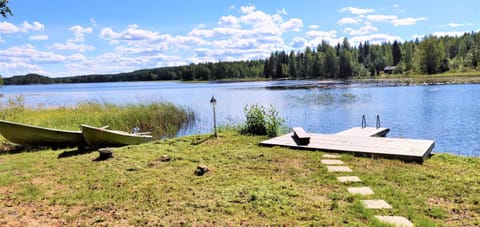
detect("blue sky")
[1,0,479,77]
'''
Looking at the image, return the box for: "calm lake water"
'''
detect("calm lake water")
[1,81,479,157]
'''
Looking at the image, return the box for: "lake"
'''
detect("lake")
[1,81,479,157]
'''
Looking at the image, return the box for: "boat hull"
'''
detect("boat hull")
[80,124,152,147]
[0,120,86,148]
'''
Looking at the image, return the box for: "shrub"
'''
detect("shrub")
[240,104,284,137]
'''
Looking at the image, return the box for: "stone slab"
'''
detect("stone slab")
[361,200,392,209]
[375,216,414,227]
[347,187,374,195]
[327,166,352,172]
[322,154,341,159]
[321,159,344,165]
[337,176,362,183]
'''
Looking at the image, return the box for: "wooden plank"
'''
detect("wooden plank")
[335,127,390,137]
[260,132,435,162]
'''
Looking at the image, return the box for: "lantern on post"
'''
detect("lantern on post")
[210,95,217,137]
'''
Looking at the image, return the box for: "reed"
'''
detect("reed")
[1,100,194,138]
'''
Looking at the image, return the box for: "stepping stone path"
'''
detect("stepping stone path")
[322,154,341,159]
[337,176,362,183]
[321,159,344,165]
[327,166,352,172]
[375,216,414,227]
[320,153,413,226]
[361,199,392,209]
[347,187,374,195]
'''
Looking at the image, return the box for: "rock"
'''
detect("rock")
[195,165,209,176]
[197,165,209,172]
[97,148,113,160]
[98,147,113,154]
[160,155,171,162]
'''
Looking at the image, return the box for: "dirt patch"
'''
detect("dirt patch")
[0,201,131,226]
[427,197,480,225]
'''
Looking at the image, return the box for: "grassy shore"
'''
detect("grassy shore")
[0,131,478,225]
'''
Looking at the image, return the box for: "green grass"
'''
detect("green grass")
[0,100,194,138]
[0,131,478,225]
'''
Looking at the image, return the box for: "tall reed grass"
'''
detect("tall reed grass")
[1,98,194,138]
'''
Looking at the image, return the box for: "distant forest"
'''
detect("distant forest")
[3,31,480,85]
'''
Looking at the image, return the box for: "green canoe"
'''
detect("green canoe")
[80,124,153,147]
[0,119,87,148]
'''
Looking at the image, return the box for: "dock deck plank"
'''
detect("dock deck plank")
[335,127,390,137]
[260,129,434,161]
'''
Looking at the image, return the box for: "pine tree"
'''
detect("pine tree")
[392,40,402,65]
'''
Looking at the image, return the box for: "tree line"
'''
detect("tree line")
[264,32,480,79]
[3,31,480,85]
[2,61,265,85]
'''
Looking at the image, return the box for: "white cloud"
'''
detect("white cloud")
[278,8,288,15]
[309,25,319,29]
[67,53,87,62]
[189,27,243,38]
[337,17,360,25]
[218,15,240,28]
[432,31,466,37]
[0,44,66,64]
[349,34,402,45]
[366,14,398,22]
[392,17,427,26]
[281,18,303,32]
[306,30,337,39]
[69,25,93,43]
[114,43,169,55]
[185,5,294,62]
[99,27,120,40]
[340,7,374,15]
[0,22,18,33]
[344,22,378,35]
[21,21,45,32]
[448,23,463,27]
[366,14,427,26]
[290,37,307,49]
[0,61,45,76]
[50,25,94,52]
[29,35,49,41]
[52,42,95,52]
[239,6,283,36]
[100,24,163,41]
[305,30,340,46]
[0,21,46,33]
[447,22,473,28]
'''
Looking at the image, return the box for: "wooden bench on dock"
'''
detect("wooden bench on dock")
[292,127,310,145]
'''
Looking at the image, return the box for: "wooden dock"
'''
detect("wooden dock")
[260,127,434,162]
[335,127,390,137]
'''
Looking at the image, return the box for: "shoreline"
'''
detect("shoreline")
[264,75,480,90]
